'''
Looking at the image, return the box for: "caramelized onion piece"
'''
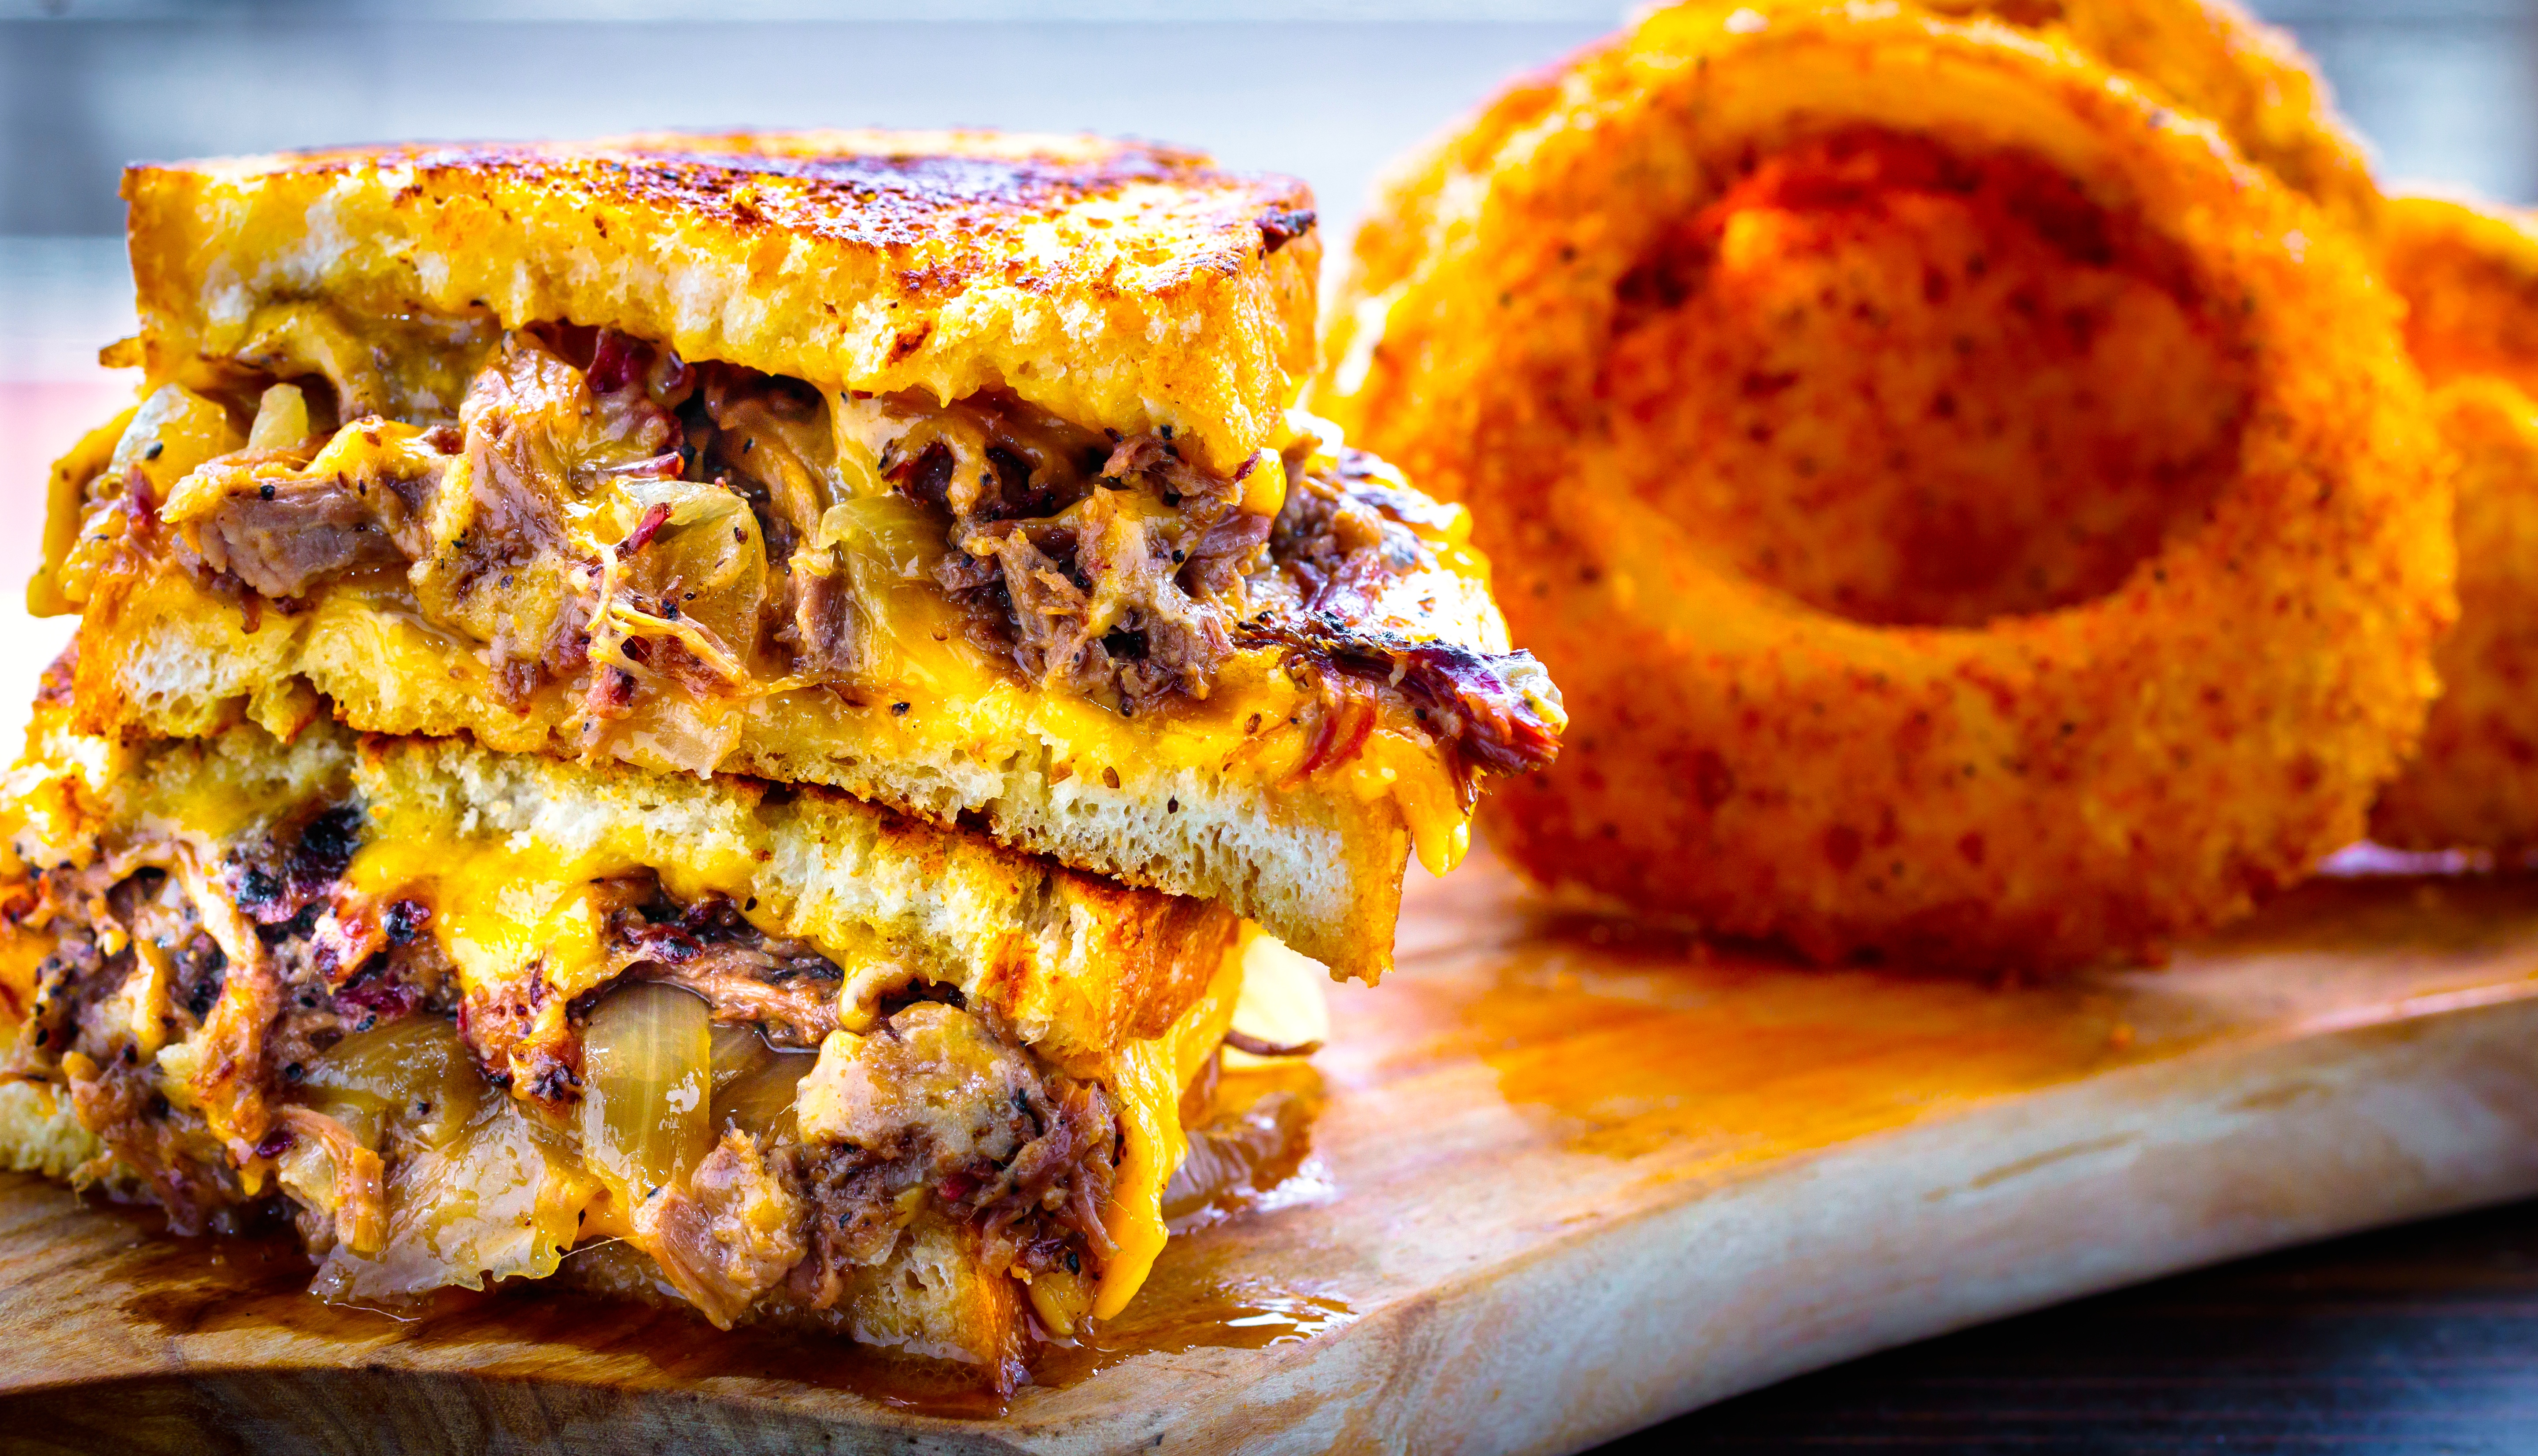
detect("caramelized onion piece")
[580,981,712,1207]
[709,1020,815,1142]
[299,1015,478,1150]
[708,1021,773,1091]
[276,1104,387,1256]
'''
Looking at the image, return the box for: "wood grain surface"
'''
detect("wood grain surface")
[2,852,2538,1453]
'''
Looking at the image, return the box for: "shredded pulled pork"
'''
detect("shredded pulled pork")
[1240,447,1566,794]
[93,320,1557,790]
[10,808,454,1227]
[180,443,418,599]
[788,1000,1119,1304]
[1235,616,1566,802]
[638,1129,810,1327]
[598,880,842,1049]
[887,401,1271,716]
[1254,445,1459,619]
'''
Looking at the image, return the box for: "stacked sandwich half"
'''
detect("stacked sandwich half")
[0,132,1563,1384]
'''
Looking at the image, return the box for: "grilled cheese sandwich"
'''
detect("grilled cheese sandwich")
[39,132,1566,981]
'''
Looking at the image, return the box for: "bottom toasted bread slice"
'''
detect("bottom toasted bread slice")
[0,681,1247,1381]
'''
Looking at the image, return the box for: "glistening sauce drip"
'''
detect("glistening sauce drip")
[1028,1272,1358,1389]
[1023,1058,1350,1388]
[108,1213,1009,1420]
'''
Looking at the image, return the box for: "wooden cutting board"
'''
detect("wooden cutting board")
[4,848,2538,1455]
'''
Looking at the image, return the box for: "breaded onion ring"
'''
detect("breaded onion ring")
[2369,199,2538,852]
[1920,0,2378,227]
[1317,4,2451,968]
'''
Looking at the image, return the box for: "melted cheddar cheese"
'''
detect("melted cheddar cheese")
[1098,932,1245,1321]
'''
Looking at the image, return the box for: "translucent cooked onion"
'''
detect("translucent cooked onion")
[622,477,767,658]
[716,1068,811,1143]
[300,1015,600,1301]
[711,1033,816,1144]
[247,382,311,450]
[708,1021,773,1092]
[580,982,712,1206]
[814,494,940,581]
[300,1015,480,1150]
[111,383,242,494]
[765,493,957,688]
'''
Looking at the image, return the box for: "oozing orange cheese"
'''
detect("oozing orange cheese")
[1098,932,1245,1321]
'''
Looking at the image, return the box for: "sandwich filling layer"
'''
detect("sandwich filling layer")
[0,702,1243,1376]
[43,318,1562,882]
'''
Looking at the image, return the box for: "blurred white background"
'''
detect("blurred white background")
[1,0,2532,738]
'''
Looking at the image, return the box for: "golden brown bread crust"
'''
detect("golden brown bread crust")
[91,130,1521,980]
[124,129,1320,475]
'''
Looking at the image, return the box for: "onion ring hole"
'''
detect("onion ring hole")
[1598,129,2252,628]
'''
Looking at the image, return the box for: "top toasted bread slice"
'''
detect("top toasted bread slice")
[124,130,1319,477]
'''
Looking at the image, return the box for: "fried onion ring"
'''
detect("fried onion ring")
[1317,4,2451,968]
[1919,0,2379,227]
[2368,199,2538,852]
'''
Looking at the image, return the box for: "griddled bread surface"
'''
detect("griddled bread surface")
[125,129,1321,474]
